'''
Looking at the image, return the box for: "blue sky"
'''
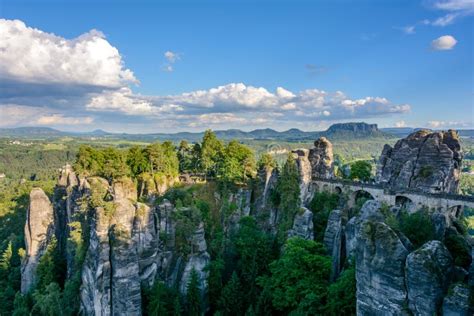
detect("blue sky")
[0,0,472,132]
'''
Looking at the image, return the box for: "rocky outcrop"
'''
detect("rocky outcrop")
[80,177,142,316]
[377,130,462,193]
[133,202,159,287]
[323,209,346,280]
[291,137,333,206]
[356,202,410,315]
[292,149,314,204]
[309,137,334,179]
[21,188,55,293]
[405,241,453,315]
[179,223,210,299]
[442,283,471,316]
[288,207,314,240]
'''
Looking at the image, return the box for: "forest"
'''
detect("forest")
[0,130,472,315]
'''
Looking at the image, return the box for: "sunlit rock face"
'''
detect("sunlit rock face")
[309,137,334,180]
[21,188,55,293]
[292,137,334,205]
[377,129,462,193]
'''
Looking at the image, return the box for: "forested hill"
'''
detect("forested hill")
[0,122,395,142]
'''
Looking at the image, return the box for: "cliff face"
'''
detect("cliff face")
[21,188,55,293]
[292,137,334,206]
[353,201,472,316]
[377,130,462,193]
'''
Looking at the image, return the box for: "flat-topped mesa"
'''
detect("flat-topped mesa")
[377,129,462,194]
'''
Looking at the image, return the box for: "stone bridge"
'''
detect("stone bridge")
[312,178,474,213]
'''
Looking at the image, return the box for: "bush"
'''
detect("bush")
[309,192,339,241]
[399,211,435,248]
[326,266,356,316]
[444,232,472,269]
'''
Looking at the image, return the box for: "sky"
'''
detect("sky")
[0,0,473,133]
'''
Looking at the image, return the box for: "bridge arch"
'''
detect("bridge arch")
[334,186,342,195]
[395,195,415,211]
[352,189,375,208]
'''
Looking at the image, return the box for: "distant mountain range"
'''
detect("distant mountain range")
[1,123,473,142]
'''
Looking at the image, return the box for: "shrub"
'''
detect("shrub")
[444,232,472,269]
[399,211,435,248]
[309,192,339,241]
[326,266,356,316]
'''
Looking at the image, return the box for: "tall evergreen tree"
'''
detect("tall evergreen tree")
[274,153,300,241]
[186,269,202,316]
[218,272,244,316]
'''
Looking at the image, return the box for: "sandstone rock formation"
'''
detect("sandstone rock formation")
[179,223,210,300]
[21,188,55,293]
[323,209,347,280]
[442,283,472,316]
[405,240,453,315]
[377,129,462,193]
[288,207,314,240]
[356,219,410,315]
[309,137,334,179]
[291,137,333,206]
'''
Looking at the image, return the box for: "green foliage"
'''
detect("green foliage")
[398,211,435,248]
[444,232,472,269]
[326,266,356,316]
[349,160,372,181]
[234,217,274,308]
[147,281,176,315]
[418,165,433,179]
[274,154,300,242]
[127,145,149,177]
[218,272,243,315]
[460,174,474,196]
[75,142,179,182]
[258,238,331,314]
[201,130,224,176]
[309,192,340,241]
[257,153,276,171]
[219,140,256,183]
[207,258,225,312]
[186,269,202,316]
[146,141,179,177]
[32,282,63,316]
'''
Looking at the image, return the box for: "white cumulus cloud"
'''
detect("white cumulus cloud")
[431,35,458,50]
[0,19,137,88]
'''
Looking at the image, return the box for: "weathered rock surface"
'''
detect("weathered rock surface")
[356,202,410,315]
[292,149,314,204]
[21,188,55,293]
[323,209,346,280]
[288,207,314,240]
[377,129,462,193]
[405,240,453,315]
[309,137,334,179]
[442,283,471,316]
[80,177,142,316]
[291,137,333,206]
[179,223,210,299]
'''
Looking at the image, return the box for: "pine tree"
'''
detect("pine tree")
[275,153,300,241]
[186,269,202,316]
[0,241,13,270]
[218,272,243,316]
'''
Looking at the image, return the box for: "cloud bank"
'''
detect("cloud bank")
[0,19,411,131]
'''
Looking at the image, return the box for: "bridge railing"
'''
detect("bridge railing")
[313,177,474,203]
